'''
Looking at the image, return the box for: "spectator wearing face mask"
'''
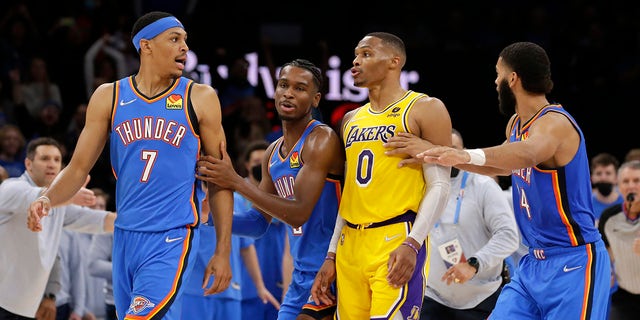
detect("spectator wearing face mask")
[590,152,624,319]
[591,152,624,222]
[234,139,288,320]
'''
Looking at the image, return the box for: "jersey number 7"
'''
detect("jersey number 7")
[140,150,158,182]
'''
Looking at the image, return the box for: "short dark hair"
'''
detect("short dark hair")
[131,11,174,43]
[366,32,406,64]
[590,152,620,172]
[243,140,270,163]
[499,42,554,94]
[280,59,324,92]
[26,137,62,160]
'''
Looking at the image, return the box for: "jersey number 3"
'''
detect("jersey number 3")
[140,150,158,182]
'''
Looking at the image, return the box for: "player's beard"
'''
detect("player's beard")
[498,79,517,116]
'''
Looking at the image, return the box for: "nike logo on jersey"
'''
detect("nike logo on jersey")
[563,265,582,272]
[165,236,183,243]
[385,234,401,242]
[230,282,241,290]
[120,98,137,106]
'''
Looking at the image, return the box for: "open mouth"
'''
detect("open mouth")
[175,57,186,69]
[279,101,295,112]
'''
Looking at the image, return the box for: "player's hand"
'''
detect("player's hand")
[384,132,434,167]
[257,286,281,310]
[203,253,232,295]
[633,236,640,256]
[71,187,97,207]
[387,240,419,288]
[311,256,337,305]
[70,175,96,207]
[196,141,241,189]
[35,295,56,320]
[417,146,468,166]
[441,261,476,285]
[28,195,51,232]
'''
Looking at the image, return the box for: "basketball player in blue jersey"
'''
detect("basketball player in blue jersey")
[196,59,344,320]
[405,42,611,319]
[27,11,233,320]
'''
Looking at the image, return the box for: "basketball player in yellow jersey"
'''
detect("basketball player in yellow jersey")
[311,32,452,319]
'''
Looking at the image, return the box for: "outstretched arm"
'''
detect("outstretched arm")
[28,83,112,230]
[385,132,513,176]
[198,126,344,228]
[419,112,576,171]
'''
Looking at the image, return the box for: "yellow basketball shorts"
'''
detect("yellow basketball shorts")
[335,220,426,320]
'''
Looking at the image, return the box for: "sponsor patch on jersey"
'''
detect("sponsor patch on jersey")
[290,151,300,168]
[128,296,156,314]
[387,106,401,117]
[166,94,183,110]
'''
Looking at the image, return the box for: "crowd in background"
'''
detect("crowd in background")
[1,1,640,319]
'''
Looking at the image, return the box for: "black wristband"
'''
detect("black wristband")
[467,257,479,274]
[43,293,56,301]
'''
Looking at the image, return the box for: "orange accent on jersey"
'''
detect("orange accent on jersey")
[549,170,579,246]
[302,303,336,311]
[182,81,199,138]
[128,76,182,103]
[520,104,561,132]
[111,81,120,128]
[580,243,594,320]
[111,81,120,180]
[126,228,193,319]
[327,177,342,207]
[276,120,316,162]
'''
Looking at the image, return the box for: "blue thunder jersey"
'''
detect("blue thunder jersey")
[110,76,201,231]
[268,120,341,272]
[509,105,600,248]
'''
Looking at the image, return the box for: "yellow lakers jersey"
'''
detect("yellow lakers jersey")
[340,91,426,224]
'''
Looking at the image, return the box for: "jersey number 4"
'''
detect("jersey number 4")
[519,187,532,220]
[140,150,158,182]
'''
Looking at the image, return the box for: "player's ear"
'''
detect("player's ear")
[312,92,321,108]
[140,39,151,54]
[509,72,518,86]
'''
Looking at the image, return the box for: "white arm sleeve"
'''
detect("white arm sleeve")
[327,214,346,254]
[408,164,451,245]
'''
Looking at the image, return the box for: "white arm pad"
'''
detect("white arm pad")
[466,148,486,166]
[408,164,451,245]
[327,214,346,254]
